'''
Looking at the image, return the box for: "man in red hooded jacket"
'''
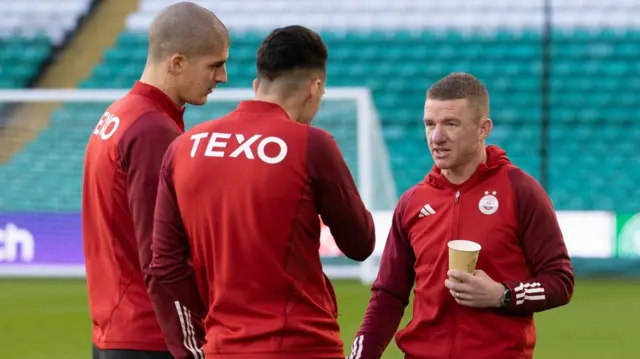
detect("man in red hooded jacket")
[347,72,575,359]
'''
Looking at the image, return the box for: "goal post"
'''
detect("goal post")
[0,87,397,280]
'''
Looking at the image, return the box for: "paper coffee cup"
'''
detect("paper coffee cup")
[448,240,481,282]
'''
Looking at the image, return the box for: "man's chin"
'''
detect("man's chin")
[433,159,453,170]
[187,96,208,106]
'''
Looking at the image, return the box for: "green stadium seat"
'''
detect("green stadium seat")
[1,28,639,211]
[0,35,54,89]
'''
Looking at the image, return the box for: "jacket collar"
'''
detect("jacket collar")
[425,145,512,191]
[130,81,185,131]
[236,100,291,120]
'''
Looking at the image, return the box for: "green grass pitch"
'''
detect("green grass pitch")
[0,278,636,358]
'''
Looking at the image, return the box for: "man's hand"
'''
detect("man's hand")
[444,270,505,308]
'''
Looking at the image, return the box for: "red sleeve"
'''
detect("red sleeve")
[119,111,180,275]
[307,127,375,262]
[149,139,207,319]
[502,168,575,314]
[348,187,417,359]
[119,114,205,359]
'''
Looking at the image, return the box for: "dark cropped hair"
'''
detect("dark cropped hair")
[256,25,328,81]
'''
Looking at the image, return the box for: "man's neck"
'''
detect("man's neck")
[442,148,487,185]
[139,67,183,107]
[253,93,301,122]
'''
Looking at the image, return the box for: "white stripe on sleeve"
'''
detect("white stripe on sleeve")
[513,282,546,306]
[174,301,204,359]
[347,335,364,359]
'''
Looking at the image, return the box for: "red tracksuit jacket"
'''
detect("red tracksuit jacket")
[82,81,204,358]
[149,100,376,359]
[350,145,574,359]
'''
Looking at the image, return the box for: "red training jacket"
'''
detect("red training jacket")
[149,100,376,359]
[82,81,205,358]
[349,145,574,359]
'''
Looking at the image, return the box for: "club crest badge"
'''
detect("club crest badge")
[479,191,499,215]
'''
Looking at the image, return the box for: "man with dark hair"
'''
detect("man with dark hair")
[150,26,375,359]
[347,72,574,359]
[147,25,375,359]
[82,2,229,359]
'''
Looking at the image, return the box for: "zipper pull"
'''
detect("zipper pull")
[455,191,460,204]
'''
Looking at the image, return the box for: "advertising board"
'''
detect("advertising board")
[0,210,622,278]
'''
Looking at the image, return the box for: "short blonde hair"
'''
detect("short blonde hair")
[427,72,489,118]
[147,2,229,62]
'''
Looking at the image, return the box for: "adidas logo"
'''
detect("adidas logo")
[419,204,436,218]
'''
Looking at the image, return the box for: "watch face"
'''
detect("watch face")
[502,289,510,307]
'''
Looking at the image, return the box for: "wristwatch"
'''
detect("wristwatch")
[500,285,511,308]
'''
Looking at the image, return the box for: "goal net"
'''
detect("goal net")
[0,87,397,279]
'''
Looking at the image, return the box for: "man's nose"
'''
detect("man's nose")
[214,67,227,84]
[431,125,445,143]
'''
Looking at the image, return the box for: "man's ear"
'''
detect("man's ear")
[308,78,322,101]
[252,78,259,94]
[168,53,188,75]
[479,117,493,141]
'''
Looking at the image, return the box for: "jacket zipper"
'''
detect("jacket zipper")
[449,190,461,359]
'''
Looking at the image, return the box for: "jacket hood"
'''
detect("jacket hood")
[425,145,512,190]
